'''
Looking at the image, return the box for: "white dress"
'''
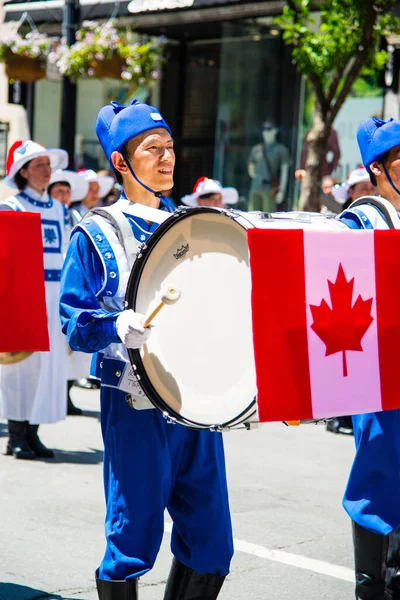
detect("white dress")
[67,348,92,381]
[65,202,92,381]
[0,186,68,423]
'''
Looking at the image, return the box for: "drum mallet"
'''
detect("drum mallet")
[142,285,181,328]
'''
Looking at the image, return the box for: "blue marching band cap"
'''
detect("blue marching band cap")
[95,98,172,165]
[357,117,400,172]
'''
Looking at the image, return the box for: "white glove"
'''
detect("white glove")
[116,310,151,349]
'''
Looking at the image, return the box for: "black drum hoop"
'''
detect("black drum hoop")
[125,206,257,429]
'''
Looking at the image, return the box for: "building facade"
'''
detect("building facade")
[1,0,393,205]
[2,0,303,205]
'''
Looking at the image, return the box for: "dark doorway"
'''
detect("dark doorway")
[161,39,221,203]
[161,20,301,207]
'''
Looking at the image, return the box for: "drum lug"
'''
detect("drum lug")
[222,209,239,220]
[162,411,177,425]
[244,422,261,431]
[136,242,147,258]
[209,424,224,433]
[175,206,189,216]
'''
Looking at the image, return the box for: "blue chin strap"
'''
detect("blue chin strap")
[122,151,163,199]
[382,161,400,197]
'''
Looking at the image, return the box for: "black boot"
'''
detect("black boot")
[327,416,353,435]
[353,521,400,599]
[96,575,138,599]
[163,558,225,600]
[387,529,400,599]
[67,381,83,416]
[26,424,54,458]
[6,420,35,460]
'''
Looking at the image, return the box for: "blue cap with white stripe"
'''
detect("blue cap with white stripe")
[95,98,171,166]
[357,116,400,197]
[357,117,400,172]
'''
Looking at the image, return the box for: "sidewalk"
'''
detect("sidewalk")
[0,385,355,600]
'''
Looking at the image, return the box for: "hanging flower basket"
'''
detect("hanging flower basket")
[49,20,165,87]
[4,52,46,83]
[90,52,125,79]
[0,26,52,83]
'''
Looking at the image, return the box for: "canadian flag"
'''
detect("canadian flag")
[0,212,49,352]
[248,228,400,422]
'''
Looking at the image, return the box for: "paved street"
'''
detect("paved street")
[0,386,356,600]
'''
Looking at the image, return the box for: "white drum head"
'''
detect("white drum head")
[130,210,257,427]
[127,208,347,428]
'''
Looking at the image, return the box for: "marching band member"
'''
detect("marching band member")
[69,169,114,226]
[338,117,400,599]
[343,165,377,210]
[59,99,233,599]
[48,169,91,416]
[0,140,69,459]
[48,168,89,209]
[181,176,239,208]
[61,168,109,392]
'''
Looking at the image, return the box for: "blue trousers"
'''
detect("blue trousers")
[97,387,234,581]
[343,409,400,535]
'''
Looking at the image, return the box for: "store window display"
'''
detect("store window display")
[297,127,341,179]
[247,121,291,212]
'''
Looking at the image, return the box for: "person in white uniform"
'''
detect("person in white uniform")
[69,169,114,226]
[181,177,238,208]
[0,140,69,459]
[48,169,92,415]
[49,168,89,208]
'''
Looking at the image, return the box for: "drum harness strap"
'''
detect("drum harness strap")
[85,203,172,412]
[88,202,170,270]
[346,195,400,230]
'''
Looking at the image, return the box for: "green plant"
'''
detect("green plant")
[49,20,164,84]
[275,0,400,211]
[0,29,51,63]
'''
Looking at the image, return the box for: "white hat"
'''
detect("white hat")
[75,169,114,200]
[49,169,89,203]
[331,167,372,204]
[181,177,239,208]
[5,140,68,188]
[347,166,371,188]
[331,183,349,204]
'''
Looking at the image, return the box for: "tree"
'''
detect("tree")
[276,0,400,212]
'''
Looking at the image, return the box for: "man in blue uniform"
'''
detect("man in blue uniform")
[338,117,400,599]
[59,99,233,600]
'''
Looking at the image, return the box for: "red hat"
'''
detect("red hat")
[5,140,68,188]
[181,177,238,207]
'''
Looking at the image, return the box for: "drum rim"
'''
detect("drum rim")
[125,206,257,429]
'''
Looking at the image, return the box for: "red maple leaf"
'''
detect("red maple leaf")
[309,263,374,377]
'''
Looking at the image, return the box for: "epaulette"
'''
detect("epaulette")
[74,215,121,298]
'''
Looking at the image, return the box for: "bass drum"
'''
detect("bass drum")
[125,208,347,430]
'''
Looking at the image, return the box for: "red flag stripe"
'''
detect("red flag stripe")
[248,229,313,421]
[375,230,400,411]
[0,212,49,352]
